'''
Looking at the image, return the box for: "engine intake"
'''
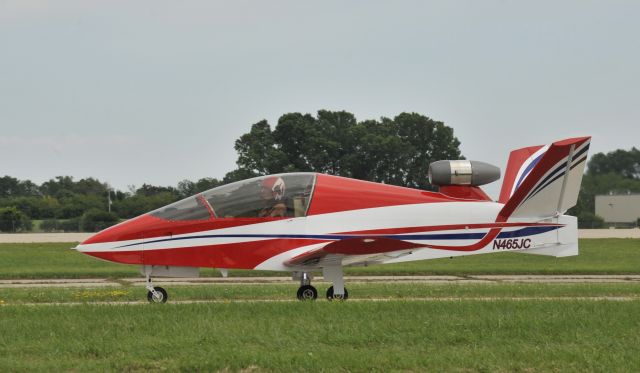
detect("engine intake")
[429,160,500,186]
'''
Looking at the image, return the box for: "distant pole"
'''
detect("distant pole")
[107,189,112,213]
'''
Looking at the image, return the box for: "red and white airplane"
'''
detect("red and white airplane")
[76,136,590,303]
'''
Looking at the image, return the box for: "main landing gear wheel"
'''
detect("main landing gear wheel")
[326,286,348,301]
[297,285,318,301]
[147,286,168,303]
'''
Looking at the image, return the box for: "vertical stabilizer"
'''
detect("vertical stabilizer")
[498,137,591,221]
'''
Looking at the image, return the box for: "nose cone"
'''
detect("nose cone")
[75,214,160,264]
[81,215,145,245]
[77,214,163,253]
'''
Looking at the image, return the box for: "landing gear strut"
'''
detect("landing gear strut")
[326,286,349,301]
[295,272,318,301]
[323,265,348,301]
[145,276,168,303]
[293,268,350,301]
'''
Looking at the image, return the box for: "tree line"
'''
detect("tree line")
[0,110,637,232]
[0,175,225,232]
[570,147,640,228]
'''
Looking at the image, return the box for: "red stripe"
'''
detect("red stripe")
[198,195,216,218]
[419,228,502,251]
[286,225,508,265]
[499,145,544,204]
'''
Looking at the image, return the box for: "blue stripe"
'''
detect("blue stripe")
[522,144,590,203]
[496,225,559,238]
[514,152,543,190]
[522,155,588,205]
[116,226,561,249]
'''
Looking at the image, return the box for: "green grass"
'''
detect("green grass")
[0,243,140,279]
[1,239,639,279]
[1,282,639,304]
[1,299,639,372]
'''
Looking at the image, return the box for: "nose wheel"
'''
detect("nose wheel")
[297,285,318,300]
[144,274,168,303]
[295,272,318,301]
[147,286,168,303]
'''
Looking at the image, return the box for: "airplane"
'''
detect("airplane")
[76,136,591,303]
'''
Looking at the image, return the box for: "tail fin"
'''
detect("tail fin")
[498,136,591,221]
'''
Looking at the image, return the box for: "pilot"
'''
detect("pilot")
[258,176,287,217]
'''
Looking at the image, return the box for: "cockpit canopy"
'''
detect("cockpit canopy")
[150,173,316,221]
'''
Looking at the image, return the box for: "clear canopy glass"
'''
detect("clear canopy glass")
[150,173,316,221]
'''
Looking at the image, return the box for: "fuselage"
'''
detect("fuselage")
[76,172,557,271]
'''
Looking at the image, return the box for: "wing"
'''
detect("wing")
[283,237,422,268]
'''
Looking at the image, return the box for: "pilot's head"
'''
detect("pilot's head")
[260,176,285,201]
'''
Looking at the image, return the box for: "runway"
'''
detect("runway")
[1,274,640,288]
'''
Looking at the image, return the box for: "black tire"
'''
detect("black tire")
[296,285,318,301]
[147,286,168,303]
[326,286,348,301]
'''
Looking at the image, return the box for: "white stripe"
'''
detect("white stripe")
[510,145,549,197]
[77,202,504,253]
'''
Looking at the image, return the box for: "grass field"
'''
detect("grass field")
[1,296,639,372]
[1,239,639,279]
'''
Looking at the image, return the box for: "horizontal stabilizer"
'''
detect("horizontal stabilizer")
[518,215,578,257]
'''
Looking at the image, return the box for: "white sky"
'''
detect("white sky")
[1,1,638,198]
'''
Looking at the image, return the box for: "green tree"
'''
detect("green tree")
[57,194,105,219]
[80,208,119,232]
[176,178,223,199]
[232,110,462,189]
[40,176,109,198]
[40,176,77,198]
[61,218,81,232]
[113,192,176,219]
[236,120,290,174]
[222,169,258,184]
[0,176,40,197]
[570,148,640,223]
[0,207,32,232]
[73,177,110,196]
[0,196,59,219]
[136,184,177,197]
[41,218,81,232]
[576,211,605,229]
[587,147,640,179]
[176,180,196,199]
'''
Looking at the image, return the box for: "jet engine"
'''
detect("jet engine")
[428,160,500,186]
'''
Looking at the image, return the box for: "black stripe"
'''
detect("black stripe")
[524,144,590,200]
[526,159,569,199]
[523,157,587,203]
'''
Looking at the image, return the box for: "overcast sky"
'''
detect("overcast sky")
[1,1,638,198]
